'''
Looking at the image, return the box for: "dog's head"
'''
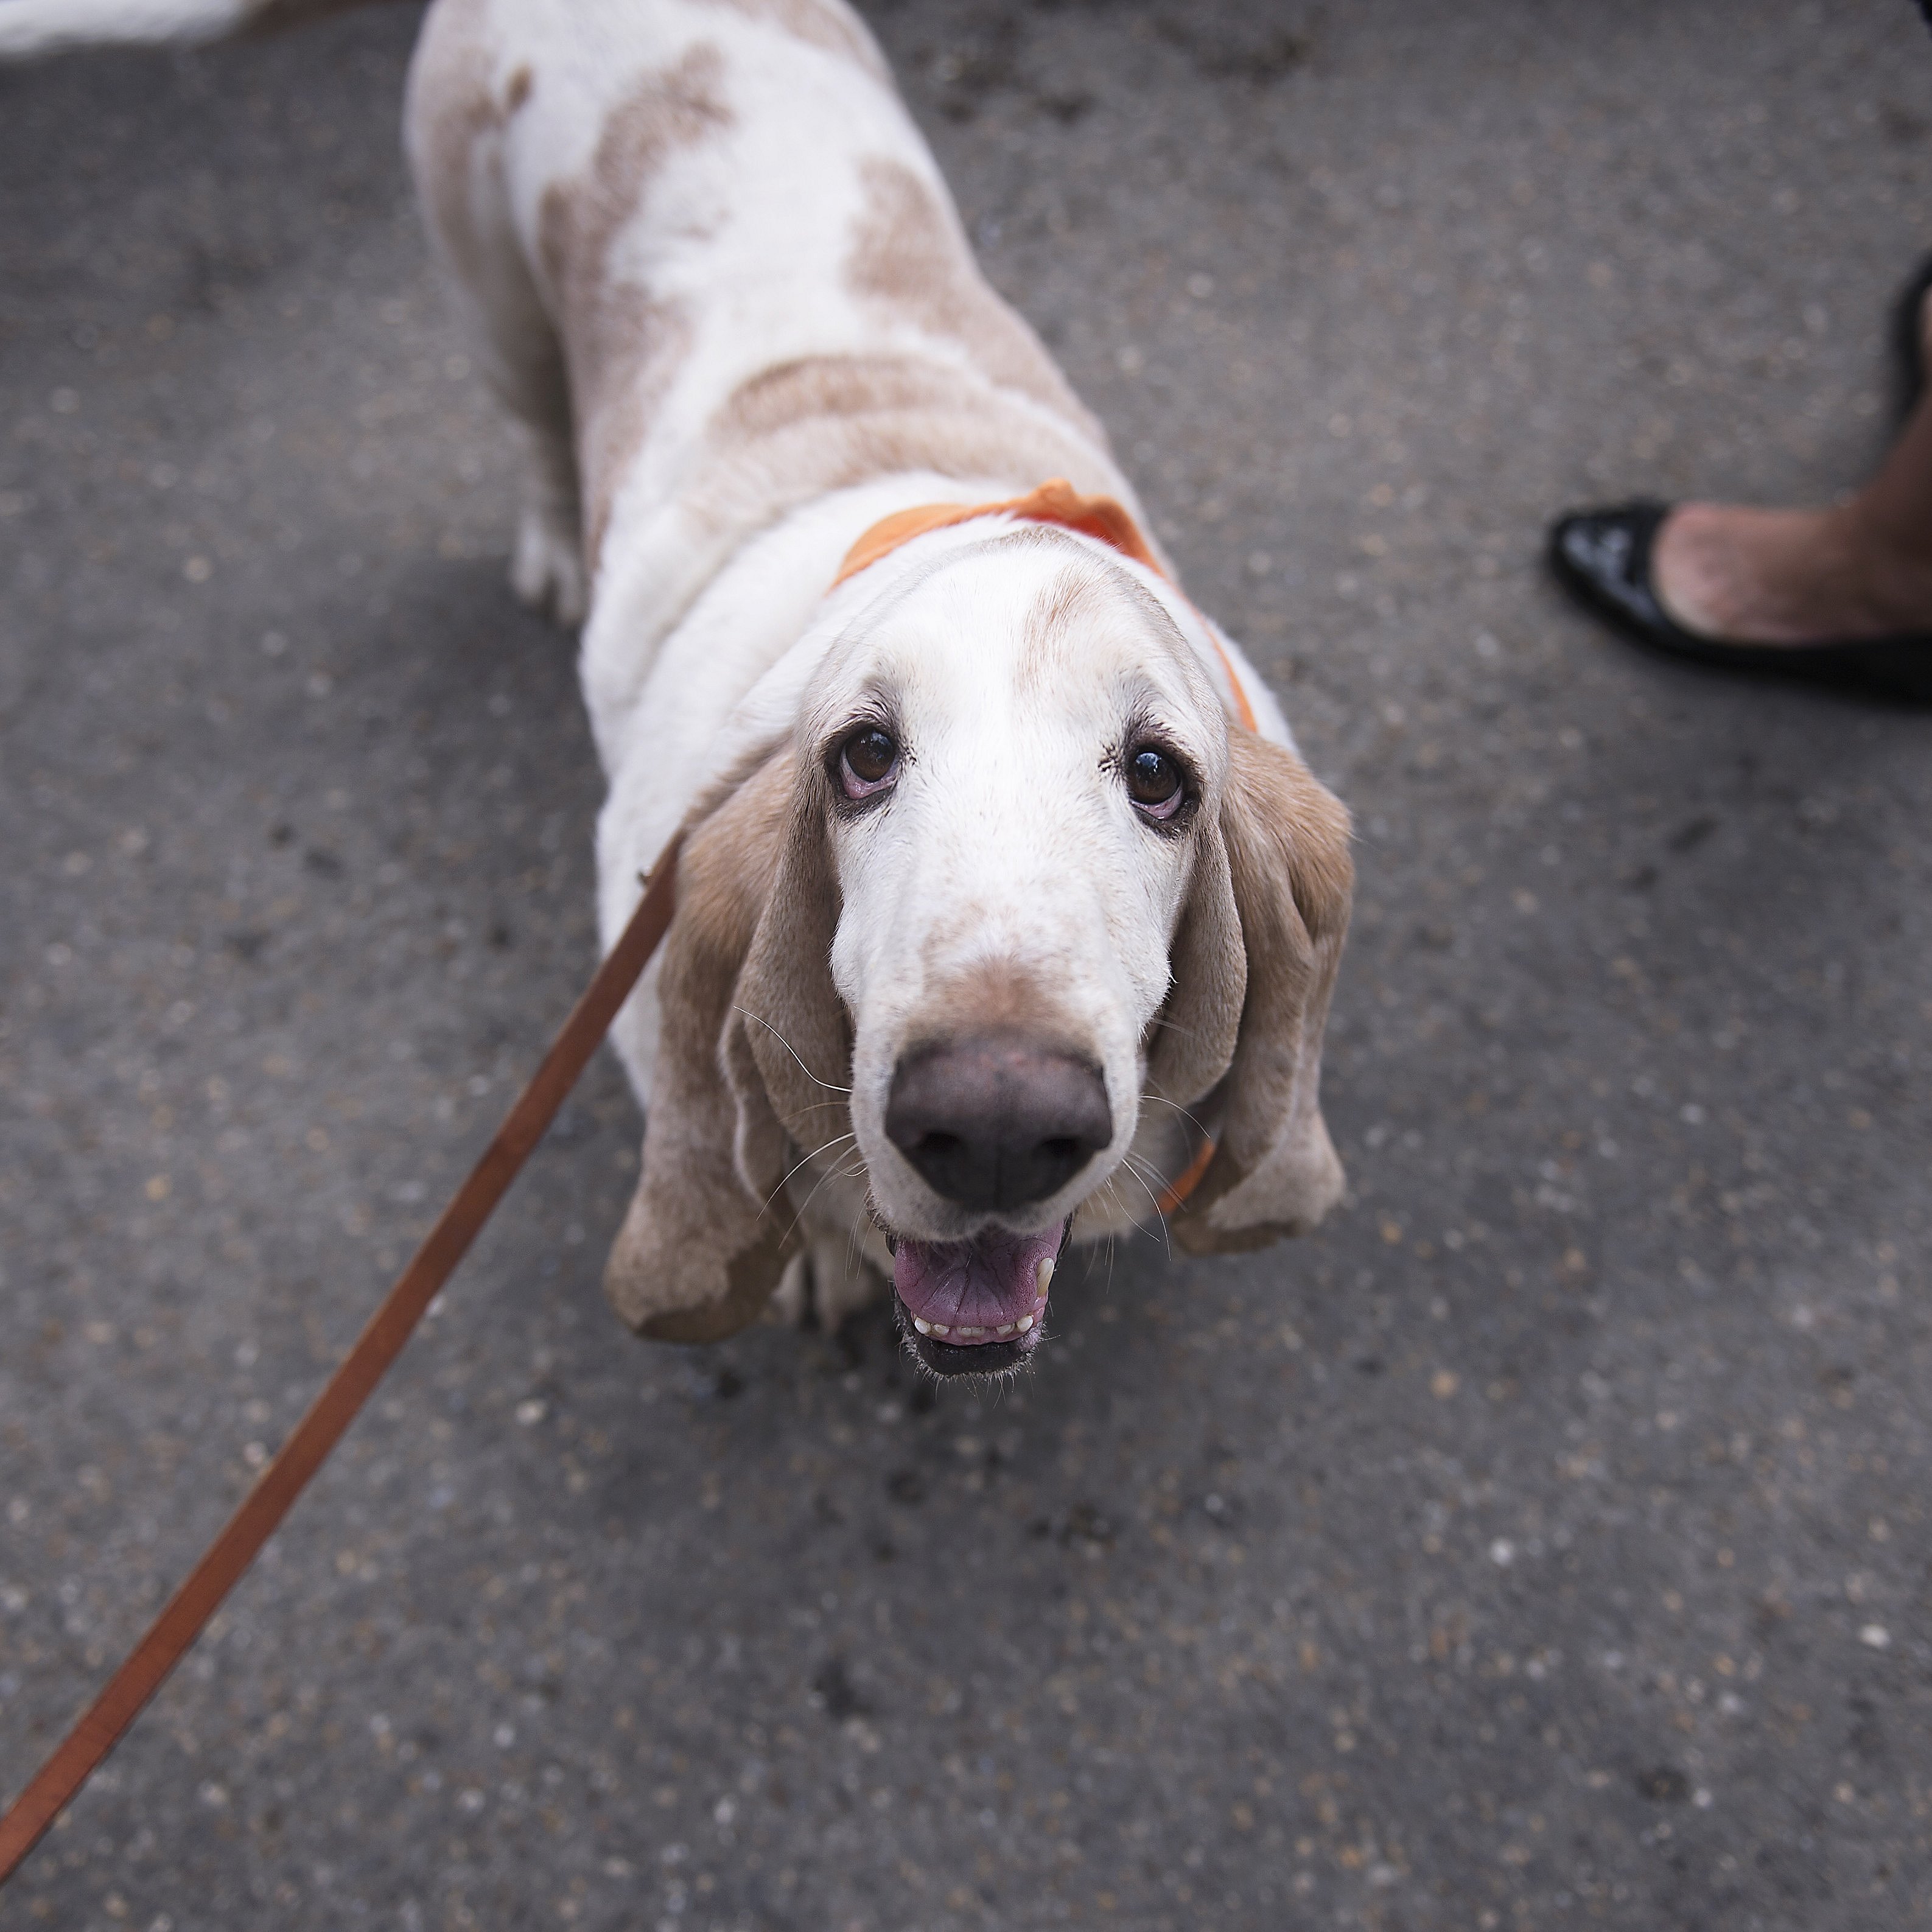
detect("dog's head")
[606,524,1351,1374]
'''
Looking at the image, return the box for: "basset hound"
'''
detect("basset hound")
[5,0,1354,1377]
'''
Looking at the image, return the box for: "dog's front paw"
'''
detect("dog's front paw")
[604,1172,796,1345]
[510,505,586,627]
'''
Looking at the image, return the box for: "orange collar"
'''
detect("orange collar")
[831,478,1259,734]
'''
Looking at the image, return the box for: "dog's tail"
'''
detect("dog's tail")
[0,0,392,60]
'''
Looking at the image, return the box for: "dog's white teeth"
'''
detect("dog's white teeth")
[1035,1257,1055,1297]
[912,1317,933,1335]
[956,1325,983,1337]
[1017,1312,1034,1332]
[996,1322,1014,1335]
[929,1323,950,1337]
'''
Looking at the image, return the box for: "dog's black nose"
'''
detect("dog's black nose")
[885,1031,1112,1211]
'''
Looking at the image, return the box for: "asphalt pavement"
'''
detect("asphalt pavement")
[2,2,1931,1927]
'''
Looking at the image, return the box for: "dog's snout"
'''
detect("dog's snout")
[885,1031,1112,1211]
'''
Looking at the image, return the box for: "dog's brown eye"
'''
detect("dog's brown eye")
[839,725,898,796]
[1126,745,1184,817]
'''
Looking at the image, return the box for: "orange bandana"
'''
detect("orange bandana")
[831,478,1259,733]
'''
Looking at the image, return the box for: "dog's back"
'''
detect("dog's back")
[405,0,1131,682]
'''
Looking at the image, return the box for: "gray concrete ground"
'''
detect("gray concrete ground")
[3,2,1931,1927]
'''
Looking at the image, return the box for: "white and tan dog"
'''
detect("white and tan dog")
[6,0,1353,1376]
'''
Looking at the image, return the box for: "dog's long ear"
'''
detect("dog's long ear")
[1166,727,1353,1254]
[604,749,817,1342]
[732,769,853,1167]
[1144,799,1247,1111]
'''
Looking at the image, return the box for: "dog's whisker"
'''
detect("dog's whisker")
[777,1148,869,1246]
[764,1133,857,1213]
[1138,1092,1214,1139]
[1122,1150,1183,1256]
[1111,1154,1173,1251]
[765,1128,858,1213]
[842,1214,870,1293]
[732,1006,854,1094]
[1121,1147,1177,1201]
[1093,1172,1154,1249]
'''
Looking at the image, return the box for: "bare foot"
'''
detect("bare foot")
[1651,502,1932,645]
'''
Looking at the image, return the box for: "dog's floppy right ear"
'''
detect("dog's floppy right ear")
[1166,726,1353,1253]
[603,751,803,1342]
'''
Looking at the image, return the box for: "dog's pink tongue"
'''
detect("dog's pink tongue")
[893,1226,1060,1343]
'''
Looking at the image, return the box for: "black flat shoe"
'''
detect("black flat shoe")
[1546,500,1932,702]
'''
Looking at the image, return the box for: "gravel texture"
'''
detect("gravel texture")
[2,2,1930,1928]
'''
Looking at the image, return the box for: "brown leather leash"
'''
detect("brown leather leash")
[0,836,682,1889]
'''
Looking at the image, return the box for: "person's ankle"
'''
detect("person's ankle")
[1842,509,1932,631]
[1839,492,1932,579]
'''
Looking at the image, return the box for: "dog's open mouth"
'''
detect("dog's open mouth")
[891,1219,1069,1375]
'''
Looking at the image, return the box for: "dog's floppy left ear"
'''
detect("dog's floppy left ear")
[1169,727,1353,1254]
[732,768,853,1169]
[604,749,824,1343]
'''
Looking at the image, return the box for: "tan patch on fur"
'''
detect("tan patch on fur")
[717,352,985,441]
[536,46,732,564]
[903,957,1086,1054]
[406,0,503,292]
[1015,561,1111,694]
[689,352,1118,578]
[1026,562,1108,646]
[630,1217,797,1343]
[581,298,695,567]
[846,158,1101,433]
[407,0,576,458]
[690,0,887,77]
[1015,549,1188,696]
